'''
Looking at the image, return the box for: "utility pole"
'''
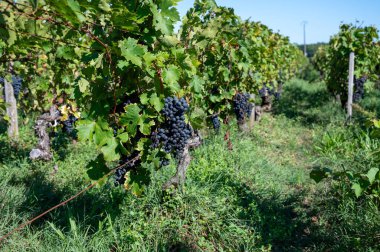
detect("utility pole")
[302,21,307,57]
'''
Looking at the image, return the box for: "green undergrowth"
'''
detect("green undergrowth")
[361,83,380,116]
[0,79,379,251]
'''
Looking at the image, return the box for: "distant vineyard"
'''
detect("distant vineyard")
[312,24,380,107]
[297,42,328,58]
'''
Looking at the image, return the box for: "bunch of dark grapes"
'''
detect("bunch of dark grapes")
[152,97,192,165]
[260,84,279,99]
[11,76,22,99]
[233,93,251,122]
[353,76,367,102]
[114,152,141,186]
[259,84,274,96]
[274,92,281,100]
[160,158,170,167]
[259,86,268,97]
[62,114,78,135]
[114,168,128,187]
[211,114,220,131]
[0,76,23,99]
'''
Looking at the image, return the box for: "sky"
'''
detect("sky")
[175,0,380,45]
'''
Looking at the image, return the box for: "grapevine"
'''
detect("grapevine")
[0,0,306,194]
[313,24,380,103]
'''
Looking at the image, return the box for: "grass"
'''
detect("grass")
[0,79,379,251]
[360,82,380,117]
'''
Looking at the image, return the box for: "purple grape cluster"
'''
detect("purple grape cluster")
[114,152,140,186]
[259,85,274,97]
[258,86,267,97]
[260,83,283,101]
[152,97,192,165]
[211,114,220,131]
[114,168,128,186]
[62,114,78,135]
[0,76,23,99]
[274,92,281,100]
[11,76,22,99]
[160,158,170,167]
[233,93,252,122]
[353,76,367,102]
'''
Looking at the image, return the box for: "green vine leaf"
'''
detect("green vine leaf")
[163,65,180,92]
[94,122,113,147]
[117,132,129,143]
[48,0,85,25]
[76,120,96,141]
[57,46,76,60]
[352,183,363,198]
[189,75,205,94]
[139,93,149,105]
[78,78,90,93]
[119,38,147,68]
[86,155,109,180]
[101,137,120,162]
[149,93,164,112]
[366,168,379,184]
[120,104,141,137]
[98,0,112,12]
[138,115,155,135]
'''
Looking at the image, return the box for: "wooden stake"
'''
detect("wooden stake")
[347,52,355,120]
[249,94,256,129]
[4,78,18,139]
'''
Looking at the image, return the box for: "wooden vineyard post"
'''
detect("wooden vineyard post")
[347,52,355,121]
[238,118,249,132]
[4,78,19,139]
[249,94,256,129]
